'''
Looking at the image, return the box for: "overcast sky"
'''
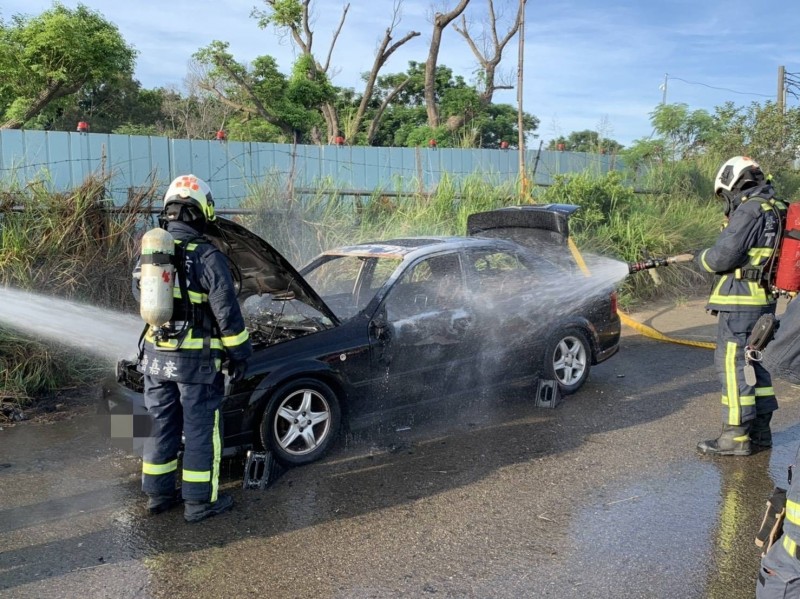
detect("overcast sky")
[3,0,799,147]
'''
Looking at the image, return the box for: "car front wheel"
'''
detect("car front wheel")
[544,328,591,395]
[260,378,341,467]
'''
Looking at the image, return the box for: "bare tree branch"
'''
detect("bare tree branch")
[323,3,350,73]
[452,0,523,104]
[348,24,420,143]
[367,77,412,144]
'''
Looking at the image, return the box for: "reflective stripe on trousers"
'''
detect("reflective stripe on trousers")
[142,374,224,502]
[715,311,777,426]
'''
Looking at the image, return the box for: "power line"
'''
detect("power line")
[667,76,773,99]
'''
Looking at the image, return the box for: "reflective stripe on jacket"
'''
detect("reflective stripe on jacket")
[696,186,785,312]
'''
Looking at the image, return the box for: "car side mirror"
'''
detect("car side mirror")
[370,307,392,342]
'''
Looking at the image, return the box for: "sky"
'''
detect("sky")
[2,0,800,147]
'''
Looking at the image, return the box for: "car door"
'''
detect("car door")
[463,246,546,385]
[369,252,476,407]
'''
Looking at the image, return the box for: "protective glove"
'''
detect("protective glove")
[227,359,248,383]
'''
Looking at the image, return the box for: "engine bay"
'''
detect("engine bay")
[246,311,329,348]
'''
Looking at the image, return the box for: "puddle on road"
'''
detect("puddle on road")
[0,417,152,597]
[546,453,777,599]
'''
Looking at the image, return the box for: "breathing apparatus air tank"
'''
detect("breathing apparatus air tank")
[139,227,175,329]
[773,202,800,294]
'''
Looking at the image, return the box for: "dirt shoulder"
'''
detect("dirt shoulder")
[1,385,98,428]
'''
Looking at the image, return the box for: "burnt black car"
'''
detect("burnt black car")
[106,205,620,467]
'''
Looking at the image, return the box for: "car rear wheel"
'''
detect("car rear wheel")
[544,328,591,395]
[260,378,341,467]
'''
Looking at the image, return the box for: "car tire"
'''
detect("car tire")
[260,378,341,467]
[543,327,591,395]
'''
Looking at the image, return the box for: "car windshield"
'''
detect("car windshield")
[302,254,402,320]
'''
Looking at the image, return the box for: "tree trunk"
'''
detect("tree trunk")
[1,80,78,129]
[424,0,470,129]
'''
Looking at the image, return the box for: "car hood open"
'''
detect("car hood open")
[205,217,339,325]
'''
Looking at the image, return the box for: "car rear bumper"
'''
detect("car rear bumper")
[595,342,619,364]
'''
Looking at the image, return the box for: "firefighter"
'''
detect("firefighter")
[757,292,800,597]
[136,174,252,522]
[696,156,786,456]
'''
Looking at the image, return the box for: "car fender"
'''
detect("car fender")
[246,359,351,414]
[549,315,601,362]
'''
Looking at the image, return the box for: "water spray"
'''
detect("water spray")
[627,253,695,274]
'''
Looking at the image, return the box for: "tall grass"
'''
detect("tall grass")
[0,176,155,404]
[538,165,721,307]
[241,172,519,266]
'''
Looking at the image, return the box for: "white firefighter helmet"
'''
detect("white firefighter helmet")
[163,174,216,221]
[714,156,763,195]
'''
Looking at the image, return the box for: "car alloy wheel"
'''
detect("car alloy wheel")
[261,378,341,466]
[545,328,591,395]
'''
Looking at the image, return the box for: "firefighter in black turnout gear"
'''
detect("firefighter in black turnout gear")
[136,175,252,522]
[696,156,786,456]
[757,297,800,597]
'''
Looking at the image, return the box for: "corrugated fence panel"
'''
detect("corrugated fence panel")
[0,130,620,206]
[45,131,72,191]
[149,136,171,187]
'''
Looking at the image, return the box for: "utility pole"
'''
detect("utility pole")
[778,65,786,114]
[661,73,668,104]
[517,0,526,200]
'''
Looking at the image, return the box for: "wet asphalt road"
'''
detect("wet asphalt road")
[2,298,799,599]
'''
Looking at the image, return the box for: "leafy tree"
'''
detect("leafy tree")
[707,101,800,174]
[648,103,717,158]
[31,74,165,134]
[367,61,537,148]
[547,130,623,154]
[193,41,321,142]
[0,3,136,129]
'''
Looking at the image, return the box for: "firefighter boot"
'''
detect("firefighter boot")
[696,424,752,456]
[750,412,773,449]
[146,490,183,515]
[184,493,234,523]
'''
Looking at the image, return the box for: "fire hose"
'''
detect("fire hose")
[566,239,715,350]
[622,252,715,349]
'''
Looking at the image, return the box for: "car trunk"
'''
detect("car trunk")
[466,204,581,270]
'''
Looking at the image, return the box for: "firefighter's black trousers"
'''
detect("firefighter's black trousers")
[715,310,778,426]
[141,374,225,503]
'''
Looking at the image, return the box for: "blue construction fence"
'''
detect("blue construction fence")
[0,130,621,209]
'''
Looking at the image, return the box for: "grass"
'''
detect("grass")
[0,175,155,405]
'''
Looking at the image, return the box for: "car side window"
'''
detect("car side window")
[385,254,463,320]
[467,249,530,293]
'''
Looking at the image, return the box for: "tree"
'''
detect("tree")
[547,130,623,154]
[193,42,318,142]
[33,74,165,134]
[368,61,537,148]
[707,101,800,174]
[449,0,524,132]
[251,0,419,143]
[649,103,717,158]
[0,3,136,129]
[424,0,471,128]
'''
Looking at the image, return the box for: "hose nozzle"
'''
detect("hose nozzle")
[628,253,694,274]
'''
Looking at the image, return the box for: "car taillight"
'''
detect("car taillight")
[610,291,618,315]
